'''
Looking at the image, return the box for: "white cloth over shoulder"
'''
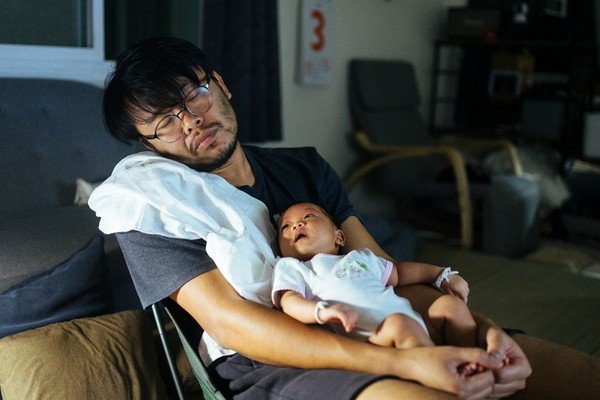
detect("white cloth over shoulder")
[88,151,278,363]
[89,151,277,305]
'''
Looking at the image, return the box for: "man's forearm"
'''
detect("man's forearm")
[173,269,412,377]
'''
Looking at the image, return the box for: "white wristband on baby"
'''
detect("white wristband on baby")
[313,300,329,325]
[434,267,459,288]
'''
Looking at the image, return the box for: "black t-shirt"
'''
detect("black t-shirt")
[117,145,357,309]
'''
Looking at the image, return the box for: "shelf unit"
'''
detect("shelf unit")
[429,38,597,156]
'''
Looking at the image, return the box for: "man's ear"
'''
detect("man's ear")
[211,71,232,99]
[335,229,346,247]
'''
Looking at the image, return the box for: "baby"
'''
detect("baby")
[272,203,484,375]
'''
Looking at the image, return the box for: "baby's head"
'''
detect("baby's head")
[278,203,345,261]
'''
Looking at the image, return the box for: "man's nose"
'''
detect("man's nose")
[182,111,204,135]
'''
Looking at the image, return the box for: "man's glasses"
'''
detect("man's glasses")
[147,76,214,143]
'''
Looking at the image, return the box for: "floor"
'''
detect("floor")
[415,240,600,356]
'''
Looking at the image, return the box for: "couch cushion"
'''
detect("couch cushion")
[0,235,110,339]
[0,310,168,400]
[0,78,142,212]
[0,206,101,291]
[0,205,141,311]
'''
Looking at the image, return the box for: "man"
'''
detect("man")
[99,37,555,400]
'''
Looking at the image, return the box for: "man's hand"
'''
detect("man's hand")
[403,346,504,400]
[319,303,358,333]
[441,275,470,303]
[479,325,532,398]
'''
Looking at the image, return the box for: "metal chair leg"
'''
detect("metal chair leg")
[151,302,188,400]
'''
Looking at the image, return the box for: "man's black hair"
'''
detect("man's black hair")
[103,37,214,143]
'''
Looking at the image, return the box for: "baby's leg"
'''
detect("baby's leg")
[368,313,434,349]
[426,294,477,347]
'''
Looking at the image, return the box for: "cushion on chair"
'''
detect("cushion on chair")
[351,60,421,110]
[0,310,168,400]
[361,110,431,146]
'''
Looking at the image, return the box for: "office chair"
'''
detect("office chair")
[346,59,522,248]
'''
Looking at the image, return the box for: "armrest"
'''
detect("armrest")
[347,131,473,248]
[437,136,523,176]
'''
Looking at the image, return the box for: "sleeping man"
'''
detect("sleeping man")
[90,37,595,400]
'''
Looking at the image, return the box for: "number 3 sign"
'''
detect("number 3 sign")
[299,0,332,86]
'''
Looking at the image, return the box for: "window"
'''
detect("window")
[104,0,203,60]
[0,0,104,61]
[0,0,203,84]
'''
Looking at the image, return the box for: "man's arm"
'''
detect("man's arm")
[341,215,530,395]
[173,268,400,371]
[172,267,503,398]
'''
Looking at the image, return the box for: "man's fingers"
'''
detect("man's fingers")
[485,382,518,399]
[456,370,494,400]
[459,348,503,370]
[495,361,531,383]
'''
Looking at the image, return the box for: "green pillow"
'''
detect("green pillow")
[0,310,167,400]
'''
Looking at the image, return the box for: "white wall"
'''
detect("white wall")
[268,0,465,177]
[0,0,467,175]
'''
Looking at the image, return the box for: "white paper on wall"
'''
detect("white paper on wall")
[299,0,333,86]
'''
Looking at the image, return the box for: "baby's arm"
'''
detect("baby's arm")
[390,262,470,303]
[279,291,358,333]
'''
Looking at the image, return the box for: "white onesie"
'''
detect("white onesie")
[272,248,427,339]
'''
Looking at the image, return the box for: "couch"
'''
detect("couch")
[0,78,201,399]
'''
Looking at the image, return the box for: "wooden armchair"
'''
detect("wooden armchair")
[346,60,523,248]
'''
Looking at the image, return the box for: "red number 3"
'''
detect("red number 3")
[310,9,325,51]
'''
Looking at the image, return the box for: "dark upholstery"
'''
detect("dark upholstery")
[0,235,110,339]
[0,78,142,313]
[350,60,429,147]
[0,78,139,213]
[0,205,141,311]
[348,59,492,204]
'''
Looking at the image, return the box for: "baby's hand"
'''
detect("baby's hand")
[440,275,470,303]
[318,303,358,333]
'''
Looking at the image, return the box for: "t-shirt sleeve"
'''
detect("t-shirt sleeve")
[314,150,359,226]
[116,231,216,309]
[271,257,309,309]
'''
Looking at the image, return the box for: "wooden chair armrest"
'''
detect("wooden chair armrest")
[436,136,523,176]
[347,132,473,248]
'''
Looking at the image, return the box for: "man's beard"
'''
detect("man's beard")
[157,129,238,172]
[189,135,238,172]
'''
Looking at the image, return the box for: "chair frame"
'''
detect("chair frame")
[151,302,189,400]
[345,131,523,248]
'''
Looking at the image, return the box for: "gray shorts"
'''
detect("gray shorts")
[210,354,391,400]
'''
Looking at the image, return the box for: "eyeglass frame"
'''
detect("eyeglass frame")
[140,74,214,143]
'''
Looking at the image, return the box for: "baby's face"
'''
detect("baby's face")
[278,203,344,261]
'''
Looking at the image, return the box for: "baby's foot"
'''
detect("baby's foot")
[457,362,484,376]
